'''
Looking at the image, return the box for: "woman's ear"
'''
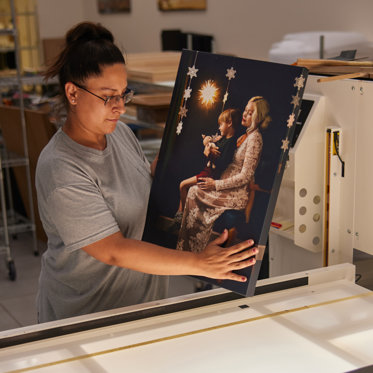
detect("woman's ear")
[65,82,78,106]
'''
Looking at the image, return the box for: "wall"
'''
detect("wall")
[37,0,373,61]
[37,0,84,39]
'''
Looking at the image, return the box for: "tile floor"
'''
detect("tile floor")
[0,232,198,332]
[0,232,372,333]
[0,234,45,330]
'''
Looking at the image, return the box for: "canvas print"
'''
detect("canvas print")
[97,0,130,14]
[143,50,307,296]
[158,0,206,11]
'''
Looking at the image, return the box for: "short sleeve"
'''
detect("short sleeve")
[47,183,120,251]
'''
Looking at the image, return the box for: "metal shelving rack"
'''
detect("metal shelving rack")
[0,0,38,281]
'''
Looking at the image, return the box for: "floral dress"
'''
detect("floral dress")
[177,128,263,252]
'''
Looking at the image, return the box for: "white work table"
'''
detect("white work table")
[0,264,372,373]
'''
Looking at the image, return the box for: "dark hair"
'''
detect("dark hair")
[43,22,125,105]
[218,108,242,132]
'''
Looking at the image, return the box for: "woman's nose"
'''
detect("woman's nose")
[113,100,126,114]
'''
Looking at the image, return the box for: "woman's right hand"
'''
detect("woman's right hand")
[195,229,257,282]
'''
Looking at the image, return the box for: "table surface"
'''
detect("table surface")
[0,277,372,373]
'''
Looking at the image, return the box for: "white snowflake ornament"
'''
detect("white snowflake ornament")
[281,138,290,151]
[184,87,192,100]
[294,74,305,90]
[187,65,199,79]
[223,91,228,104]
[176,121,183,135]
[226,67,236,80]
[291,94,300,108]
[179,106,188,118]
[287,113,295,128]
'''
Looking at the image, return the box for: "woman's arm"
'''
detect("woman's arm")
[82,230,257,282]
[214,131,262,191]
[198,132,263,192]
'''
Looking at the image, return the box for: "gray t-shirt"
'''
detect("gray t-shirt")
[36,122,167,322]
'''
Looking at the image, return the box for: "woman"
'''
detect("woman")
[177,96,271,253]
[35,22,257,323]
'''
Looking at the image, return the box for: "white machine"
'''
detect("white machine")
[0,75,372,373]
[270,74,373,275]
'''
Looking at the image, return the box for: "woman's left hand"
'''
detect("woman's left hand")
[197,177,216,191]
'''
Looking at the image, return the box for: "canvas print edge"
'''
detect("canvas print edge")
[245,76,308,296]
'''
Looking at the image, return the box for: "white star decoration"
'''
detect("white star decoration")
[226,67,236,80]
[281,138,290,151]
[223,92,228,104]
[179,106,188,118]
[177,62,199,135]
[187,65,199,79]
[176,121,183,135]
[184,87,192,100]
[287,113,295,128]
[291,94,300,107]
[294,74,305,90]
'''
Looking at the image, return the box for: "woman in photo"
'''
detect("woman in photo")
[177,96,271,252]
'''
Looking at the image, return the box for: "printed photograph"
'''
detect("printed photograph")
[97,0,131,14]
[158,0,207,11]
[143,50,307,296]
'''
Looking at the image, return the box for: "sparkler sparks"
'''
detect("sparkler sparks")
[199,80,219,107]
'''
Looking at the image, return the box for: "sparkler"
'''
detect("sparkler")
[199,80,219,107]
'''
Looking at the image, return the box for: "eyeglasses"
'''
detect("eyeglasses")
[72,82,134,106]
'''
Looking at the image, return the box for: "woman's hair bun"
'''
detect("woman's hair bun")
[43,21,124,106]
[66,21,114,45]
